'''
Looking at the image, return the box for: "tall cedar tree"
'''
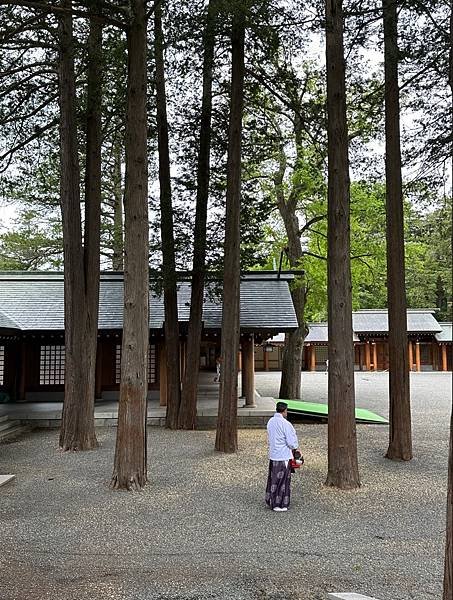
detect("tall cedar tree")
[445,414,453,598]
[215,5,245,453]
[58,0,101,451]
[324,0,360,489]
[443,6,453,596]
[111,0,149,490]
[383,0,412,461]
[154,0,181,429]
[112,139,124,270]
[179,0,218,429]
[276,122,313,400]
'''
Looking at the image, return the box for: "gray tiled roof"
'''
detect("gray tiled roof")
[0,309,20,330]
[305,323,360,343]
[0,272,298,332]
[268,324,360,344]
[436,323,452,342]
[352,309,441,333]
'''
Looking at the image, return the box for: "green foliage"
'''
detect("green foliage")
[261,181,451,323]
[0,209,62,270]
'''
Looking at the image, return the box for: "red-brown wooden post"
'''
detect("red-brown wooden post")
[442,345,448,372]
[242,334,256,407]
[415,341,421,372]
[372,342,378,371]
[365,341,371,371]
[408,340,413,371]
[310,345,316,371]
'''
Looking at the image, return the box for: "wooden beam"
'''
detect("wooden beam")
[372,342,378,371]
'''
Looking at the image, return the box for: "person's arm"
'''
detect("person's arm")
[284,420,299,451]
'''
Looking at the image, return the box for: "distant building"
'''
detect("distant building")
[255,310,452,372]
[0,271,298,403]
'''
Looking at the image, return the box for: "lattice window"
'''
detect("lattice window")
[115,344,156,384]
[115,344,121,384]
[40,345,65,385]
[148,344,156,384]
[315,346,328,363]
[0,346,4,386]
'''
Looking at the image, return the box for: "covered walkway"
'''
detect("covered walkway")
[0,372,276,429]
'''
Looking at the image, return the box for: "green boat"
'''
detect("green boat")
[283,399,388,424]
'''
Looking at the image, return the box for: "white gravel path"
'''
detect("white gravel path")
[0,372,451,600]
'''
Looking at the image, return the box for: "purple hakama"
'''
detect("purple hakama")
[265,460,291,509]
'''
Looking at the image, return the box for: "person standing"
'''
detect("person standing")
[265,401,300,512]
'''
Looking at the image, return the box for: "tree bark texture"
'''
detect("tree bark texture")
[179,0,218,430]
[444,412,453,599]
[215,7,245,453]
[112,139,124,271]
[154,0,181,430]
[277,176,306,399]
[111,0,149,490]
[58,0,100,451]
[324,0,360,489]
[443,8,453,597]
[383,0,412,462]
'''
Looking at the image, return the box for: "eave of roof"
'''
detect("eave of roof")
[0,271,299,332]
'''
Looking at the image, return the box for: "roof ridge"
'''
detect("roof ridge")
[0,306,21,330]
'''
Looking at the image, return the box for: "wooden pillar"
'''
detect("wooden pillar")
[365,341,371,371]
[309,345,316,371]
[431,343,437,371]
[238,349,242,371]
[408,340,413,371]
[442,344,448,372]
[372,342,377,371]
[159,343,167,406]
[95,340,102,399]
[415,341,421,372]
[242,335,256,407]
[19,340,27,401]
[263,347,269,371]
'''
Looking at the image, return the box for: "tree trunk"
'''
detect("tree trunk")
[443,7,453,597]
[215,5,245,453]
[383,0,412,462]
[112,139,124,271]
[111,0,149,490]
[444,412,453,599]
[324,0,360,489]
[179,0,218,430]
[58,0,100,451]
[154,0,181,430]
[278,204,306,400]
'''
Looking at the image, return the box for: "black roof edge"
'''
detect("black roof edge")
[0,269,304,282]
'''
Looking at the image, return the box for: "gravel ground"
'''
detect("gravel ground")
[0,372,451,600]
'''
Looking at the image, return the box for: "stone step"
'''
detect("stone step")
[0,474,16,488]
[0,414,9,423]
[0,420,20,432]
[0,424,30,442]
[328,594,380,600]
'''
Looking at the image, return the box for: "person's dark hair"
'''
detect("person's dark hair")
[276,401,288,413]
